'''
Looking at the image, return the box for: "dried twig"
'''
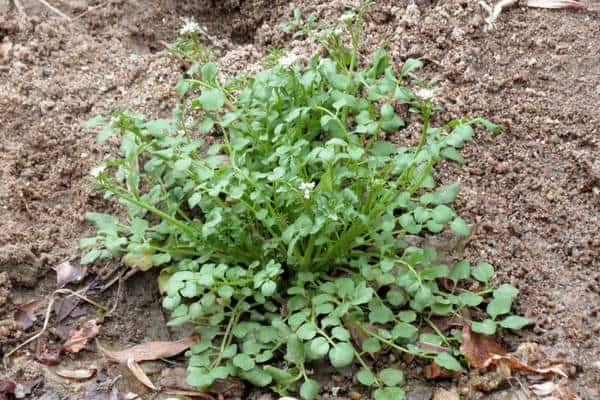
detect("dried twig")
[70,0,112,23]
[35,0,71,20]
[13,0,27,17]
[2,289,108,364]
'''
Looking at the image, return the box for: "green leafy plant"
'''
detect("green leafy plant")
[279,8,318,39]
[168,17,212,65]
[83,8,529,400]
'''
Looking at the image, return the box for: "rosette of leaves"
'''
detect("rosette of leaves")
[82,13,529,400]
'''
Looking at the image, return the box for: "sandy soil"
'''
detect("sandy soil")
[0,0,598,399]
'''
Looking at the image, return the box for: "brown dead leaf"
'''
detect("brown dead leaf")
[483,354,568,378]
[526,0,587,8]
[35,341,62,365]
[14,299,43,330]
[56,368,97,380]
[530,380,581,399]
[126,358,157,391]
[432,388,460,400]
[0,42,12,64]
[0,379,16,394]
[97,336,199,363]
[425,362,459,379]
[54,261,87,288]
[460,324,506,369]
[62,319,100,353]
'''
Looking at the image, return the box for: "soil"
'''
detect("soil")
[0,0,598,399]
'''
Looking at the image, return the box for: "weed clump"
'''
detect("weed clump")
[84,6,529,400]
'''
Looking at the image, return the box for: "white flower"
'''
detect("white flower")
[279,52,299,67]
[414,88,436,101]
[89,163,106,178]
[299,181,315,199]
[338,12,355,23]
[180,17,200,36]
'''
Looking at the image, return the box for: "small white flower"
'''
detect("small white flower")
[279,52,299,67]
[299,181,315,199]
[180,17,201,36]
[338,12,355,23]
[414,87,436,101]
[90,163,106,178]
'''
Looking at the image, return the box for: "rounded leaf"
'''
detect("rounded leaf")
[328,342,354,368]
[379,368,404,386]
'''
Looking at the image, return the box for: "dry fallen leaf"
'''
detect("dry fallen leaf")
[97,336,199,363]
[35,341,62,365]
[56,368,97,380]
[425,362,459,379]
[62,319,100,353]
[54,261,87,288]
[14,299,43,330]
[0,41,12,64]
[526,0,587,8]
[530,380,581,399]
[483,354,568,378]
[432,388,460,400]
[126,358,157,391]
[460,324,507,369]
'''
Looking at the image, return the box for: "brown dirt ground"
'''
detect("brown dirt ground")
[0,0,599,399]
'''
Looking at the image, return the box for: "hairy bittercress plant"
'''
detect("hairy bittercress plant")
[83,8,529,400]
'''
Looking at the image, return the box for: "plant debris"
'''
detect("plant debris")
[14,299,43,330]
[97,336,199,363]
[54,260,87,288]
[35,341,62,365]
[55,367,97,380]
[61,319,100,353]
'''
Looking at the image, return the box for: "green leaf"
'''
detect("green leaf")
[431,205,455,224]
[498,316,531,330]
[331,327,350,341]
[239,367,272,387]
[458,292,483,307]
[309,337,330,357]
[369,302,394,324]
[201,62,217,81]
[401,58,423,77]
[374,387,406,400]
[362,337,381,353]
[186,368,215,388]
[471,319,497,335]
[451,217,470,236]
[487,296,512,320]
[297,323,317,340]
[356,368,376,386]
[261,280,277,297]
[434,352,462,372]
[446,124,474,148]
[80,249,101,265]
[328,342,354,368]
[285,335,305,364]
[300,378,320,400]
[441,147,465,164]
[398,310,416,323]
[379,368,404,386]
[264,366,294,383]
[197,89,225,112]
[473,117,501,134]
[391,322,418,339]
[449,261,470,284]
[84,115,105,128]
[472,262,494,283]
